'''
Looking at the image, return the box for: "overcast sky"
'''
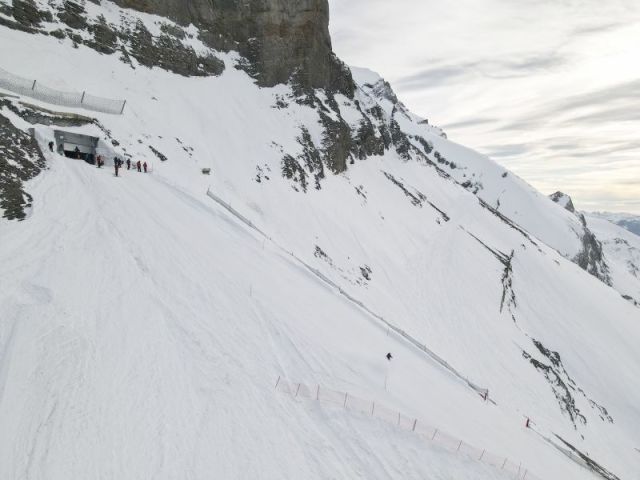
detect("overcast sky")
[328,0,640,214]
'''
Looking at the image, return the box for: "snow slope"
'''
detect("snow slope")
[1,4,640,479]
[584,213,640,305]
[0,132,546,480]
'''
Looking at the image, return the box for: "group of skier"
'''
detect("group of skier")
[105,155,147,177]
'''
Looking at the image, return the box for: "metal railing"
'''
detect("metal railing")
[0,67,126,115]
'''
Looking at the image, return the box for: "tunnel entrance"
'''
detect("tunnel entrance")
[54,130,99,165]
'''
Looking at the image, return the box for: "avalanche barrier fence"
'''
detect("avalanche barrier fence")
[0,67,126,115]
[275,377,543,480]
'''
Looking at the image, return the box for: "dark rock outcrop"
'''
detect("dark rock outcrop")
[550,191,611,284]
[550,191,576,213]
[113,0,354,95]
[0,111,45,221]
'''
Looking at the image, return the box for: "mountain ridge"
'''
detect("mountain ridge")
[0,2,639,479]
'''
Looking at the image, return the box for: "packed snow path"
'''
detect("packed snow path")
[0,146,539,479]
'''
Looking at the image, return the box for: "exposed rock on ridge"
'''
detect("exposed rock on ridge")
[113,0,355,95]
[550,191,611,284]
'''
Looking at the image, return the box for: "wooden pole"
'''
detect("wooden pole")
[80,91,86,104]
[31,80,37,90]
[120,99,127,114]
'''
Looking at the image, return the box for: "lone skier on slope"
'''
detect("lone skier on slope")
[386,353,393,361]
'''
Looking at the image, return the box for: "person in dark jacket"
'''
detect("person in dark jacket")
[143,161,148,173]
[386,353,393,361]
[137,160,142,172]
[48,141,54,152]
[126,159,131,170]
[114,162,120,177]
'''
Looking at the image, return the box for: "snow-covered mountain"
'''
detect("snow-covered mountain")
[1,1,639,479]
[590,212,640,237]
[549,192,640,308]
[583,212,640,308]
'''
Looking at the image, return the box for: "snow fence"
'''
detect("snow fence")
[0,67,126,115]
[275,377,542,480]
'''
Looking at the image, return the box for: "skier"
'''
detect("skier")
[525,417,531,428]
[74,146,81,159]
[137,160,142,172]
[126,159,131,170]
[143,161,148,173]
[114,160,120,177]
[48,141,54,152]
[97,155,102,168]
[386,353,393,361]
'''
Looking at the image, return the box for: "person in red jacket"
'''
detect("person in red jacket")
[143,161,148,173]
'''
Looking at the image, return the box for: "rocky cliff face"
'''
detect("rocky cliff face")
[550,191,611,285]
[1,0,352,94]
[113,0,354,95]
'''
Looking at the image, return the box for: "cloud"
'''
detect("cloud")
[571,21,629,36]
[443,117,498,129]
[483,143,531,158]
[395,53,567,91]
[394,65,471,90]
[558,80,640,111]
[328,0,640,213]
[498,80,640,132]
